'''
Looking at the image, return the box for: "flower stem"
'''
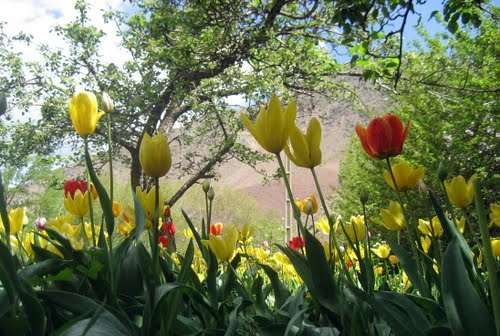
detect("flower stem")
[83,138,96,247]
[276,154,302,237]
[310,167,350,278]
[152,177,160,284]
[107,113,114,203]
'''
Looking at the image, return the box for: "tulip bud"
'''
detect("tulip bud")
[0,93,6,117]
[207,187,215,201]
[164,206,171,217]
[202,179,210,193]
[34,217,47,230]
[304,199,313,215]
[359,190,369,204]
[100,92,114,113]
[437,162,448,182]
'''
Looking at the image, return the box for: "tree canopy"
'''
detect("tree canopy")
[0,0,493,205]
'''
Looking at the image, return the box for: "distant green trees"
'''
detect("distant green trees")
[334,8,499,219]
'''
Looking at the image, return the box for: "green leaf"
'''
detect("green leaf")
[441,239,495,336]
[258,263,290,309]
[375,291,430,332]
[18,279,46,336]
[0,241,18,303]
[0,171,10,240]
[57,312,130,336]
[18,259,70,280]
[158,240,195,331]
[387,238,428,295]
[181,209,206,258]
[131,188,145,240]
[84,145,115,237]
[370,293,426,336]
[302,228,340,313]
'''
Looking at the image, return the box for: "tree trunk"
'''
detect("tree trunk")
[130,149,141,189]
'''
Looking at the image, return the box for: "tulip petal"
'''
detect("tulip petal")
[384,114,406,155]
[366,117,393,158]
[355,125,376,158]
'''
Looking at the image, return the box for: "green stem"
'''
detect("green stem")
[311,167,350,279]
[208,199,213,235]
[152,178,160,284]
[0,170,11,253]
[474,180,500,336]
[83,138,97,247]
[107,113,114,203]
[80,216,89,246]
[204,193,209,238]
[276,154,302,237]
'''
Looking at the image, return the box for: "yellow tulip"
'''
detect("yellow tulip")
[284,117,322,168]
[380,201,406,231]
[64,190,89,217]
[374,266,385,276]
[117,206,135,236]
[183,228,194,239]
[444,175,475,208]
[421,236,432,254]
[203,224,239,262]
[68,91,104,137]
[238,223,253,243]
[372,243,391,259]
[389,255,399,266]
[492,239,500,257]
[8,207,27,235]
[295,194,318,215]
[343,215,366,243]
[383,161,424,191]
[418,216,443,238]
[112,201,122,218]
[136,186,164,226]
[455,216,465,233]
[139,132,172,178]
[240,94,296,154]
[315,217,330,235]
[490,203,500,227]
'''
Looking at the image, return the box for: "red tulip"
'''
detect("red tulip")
[289,236,305,250]
[210,223,223,236]
[63,179,88,198]
[161,220,176,236]
[158,235,169,248]
[355,114,410,159]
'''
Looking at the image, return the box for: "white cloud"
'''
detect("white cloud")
[0,0,129,64]
[0,0,132,121]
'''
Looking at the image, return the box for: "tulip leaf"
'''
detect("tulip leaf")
[181,209,207,259]
[0,241,18,304]
[56,311,130,336]
[84,146,115,237]
[158,240,194,331]
[258,263,290,309]
[0,171,10,240]
[131,189,145,241]
[441,238,495,336]
[375,291,430,332]
[44,228,74,258]
[18,259,70,280]
[18,279,46,336]
[428,190,474,271]
[302,227,340,313]
[387,238,428,295]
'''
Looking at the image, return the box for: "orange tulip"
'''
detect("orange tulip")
[355,114,410,159]
[210,223,223,236]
